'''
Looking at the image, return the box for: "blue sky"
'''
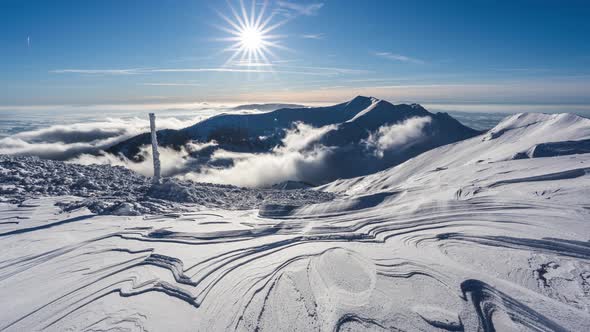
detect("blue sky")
[1,0,590,108]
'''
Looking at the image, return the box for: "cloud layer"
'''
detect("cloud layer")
[0,117,199,160]
[182,123,336,187]
[1,114,435,188]
[364,117,432,158]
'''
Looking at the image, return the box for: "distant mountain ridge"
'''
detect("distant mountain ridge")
[107,96,482,184]
[108,96,377,157]
[231,103,306,111]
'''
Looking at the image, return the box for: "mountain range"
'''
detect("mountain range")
[107,96,481,184]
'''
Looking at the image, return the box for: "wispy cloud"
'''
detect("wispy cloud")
[319,85,347,90]
[150,68,276,73]
[276,1,324,16]
[51,69,144,75]
[301,33,325,40]
[345,78,409,83]
[141,82,203,87]
[51,65,370,77]
[375,52,424,64]
[491,67,553,74]
[277,65,371,75]
[230,61,275,67]
[236,79,590,104]
[52,68,276,75]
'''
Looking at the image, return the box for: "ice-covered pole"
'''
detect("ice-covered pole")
[149,113,161,183]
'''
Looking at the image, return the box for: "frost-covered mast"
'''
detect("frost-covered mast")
[149,113,161,183]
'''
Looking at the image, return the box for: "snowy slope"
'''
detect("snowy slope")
[1,113,589,331]
[322,112,590,194]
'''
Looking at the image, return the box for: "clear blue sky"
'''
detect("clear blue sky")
[1,0,590,107]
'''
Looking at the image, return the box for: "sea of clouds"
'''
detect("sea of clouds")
[0,112,440,187]
[0,116,202,160]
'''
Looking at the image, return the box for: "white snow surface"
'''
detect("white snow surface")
[1,113,590,331]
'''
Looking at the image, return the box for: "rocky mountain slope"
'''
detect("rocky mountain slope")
[0,155,334,215]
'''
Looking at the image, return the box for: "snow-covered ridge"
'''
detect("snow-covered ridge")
[322,112,590,195]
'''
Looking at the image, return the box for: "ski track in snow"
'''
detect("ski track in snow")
[1,113,590,331]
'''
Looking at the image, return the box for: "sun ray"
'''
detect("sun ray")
[260,19,289,35]
[239,0,250,28]
[254,0,268,29]
[216,12,243,34]
[215,26,242,38]
[249,0,256,29]
[216,0,285,69]
[227,1,247,30]
[258,11,278,32]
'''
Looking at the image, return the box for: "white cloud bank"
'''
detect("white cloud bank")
[182,123,336,187]
[72,143,207,178]
[364,117,431,158]
[0,117,199,160]
[69,122,337,188]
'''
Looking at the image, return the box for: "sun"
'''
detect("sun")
[240,27,263,51]
[216,0,286,67]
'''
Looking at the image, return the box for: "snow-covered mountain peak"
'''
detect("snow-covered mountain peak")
[342,95,380,112]
[484,112,590,142]
[494,112,587,129]
[346,98,387,122]
[346,95,379,105]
